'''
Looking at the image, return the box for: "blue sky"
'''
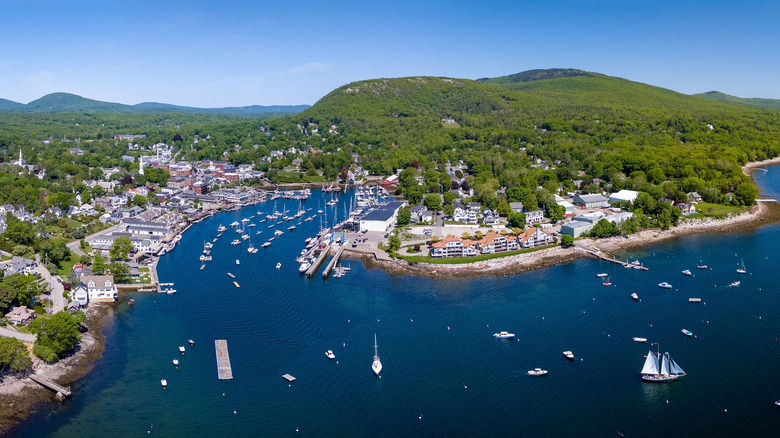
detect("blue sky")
[2,0,779,107]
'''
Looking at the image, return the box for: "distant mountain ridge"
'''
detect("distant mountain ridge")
[0,92,309,115]
[696,91,780,110]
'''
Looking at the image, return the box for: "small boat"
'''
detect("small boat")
[527,368,548,376]
[299,261,311,273]
[697,264,708,269]
[658,282,673,289]
[730,281,740,287]
[172,359,179,367]
[218,224,227,232]
[633,337,648,343]
[372,334,382,376]
[276,262,281,269]
[631,293,638,301]
[563,351,574,360]
[288,225,296,231]
[681,329,693,337]
[188,339,194,346]
[325,350,336,360]
[128,299,135,306]
[230,221,239,227]
[602,277,612,286]
[641,344,686,382]
[261,242,271,248]
[166,289,177,294]
[737,259,747,274]
[179,346,185,354]
[596,273,608,277]
[493,331,515,339]
[236,260,240,265]
[161,379,168,388]
[776,400,780,407]
[682,270,692,276]
[274,230,284,236]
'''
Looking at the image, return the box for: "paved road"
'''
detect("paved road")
[0,326,36,343]
[34,255,66,313]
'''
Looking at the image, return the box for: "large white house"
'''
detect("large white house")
[76,275,118,303]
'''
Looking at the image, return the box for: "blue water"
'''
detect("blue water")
[11,169,780,437]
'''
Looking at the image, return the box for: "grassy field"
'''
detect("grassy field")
[396,244,555,264]
[57,256,80,278]
[683,202,744,220]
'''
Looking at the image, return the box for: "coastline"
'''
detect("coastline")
[0,305,113,435]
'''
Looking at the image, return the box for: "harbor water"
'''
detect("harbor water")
[10,169,780,437]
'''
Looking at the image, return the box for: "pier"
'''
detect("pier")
[578,246,649,270]
[305,247,330,278]
[215,339,233,380]
[29,375,71,398]
[322,246,345,279]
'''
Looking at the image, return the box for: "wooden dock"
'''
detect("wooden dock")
[29,375,71,397]
[580,247,649,271]
[233,281,240,288]
[227,272,236,278]
[322,247,345,279]
[306,246,330,278]
[215,340,233,380]
[282,374,296,382]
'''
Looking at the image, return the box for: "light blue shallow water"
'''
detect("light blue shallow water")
[10,167,780,437]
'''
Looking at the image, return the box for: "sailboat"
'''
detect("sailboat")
[372,334,382,376]
[641,344,686,382]
[602,276,612,286]
[737,259,747,274]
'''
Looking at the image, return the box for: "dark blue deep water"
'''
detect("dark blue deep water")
[11,166,780,437]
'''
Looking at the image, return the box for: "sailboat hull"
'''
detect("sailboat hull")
[642,374,679,382]
[372,360,382,376]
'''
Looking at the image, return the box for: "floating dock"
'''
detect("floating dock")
[200,265,206,270]
[215,340,233,380]
[322,247,345,279]
[233,281,240,288]
[306,247,330,278]
[227,272,236,278]
[282,374,296,382]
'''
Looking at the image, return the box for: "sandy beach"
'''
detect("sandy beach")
[0,305,112,435]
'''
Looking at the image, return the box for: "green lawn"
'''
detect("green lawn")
[396,244,556,264]
[683,202,744,220]
[57,256,80,278]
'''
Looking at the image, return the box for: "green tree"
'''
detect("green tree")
[132,195,147,207]
[30,311,81,360]
[733,182,758,206]
[32,343,58,363]
[545,203,565,223]
[92,251,106,275]
[39,238,71,266]
[423,194,442,212]
[3,217,35,245]
[0,285,15,313]
[590,219,615,238]
[507,212,526,229]
[561,234,574,247]
[404,187,423,206]
[110,236,134,261]
[388,235,401,253]
[397,207,411,226]
[496,201,512,217]
[108,262,131,284]
[0,337,32,373]
[2,274,42,307]
[442,191,457,206]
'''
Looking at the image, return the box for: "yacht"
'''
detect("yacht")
[681,329,693,337]
[658,282,673,289]
[730,281,740,287]
[261,242,271,248]
[299,261,311,273]
[230,221,239,227]
[641,344,686,382]
[372,334,382,376]
[493,331,515,339]
[242,234,250,240]
[231,239,241,245]
[737,259,747,274]
[527,368,548,376]
[325,350,336,360]
[631,293,639,301]
[247,244,257,254]
[275,230,284,236]
[218,224,227,232]
[563,351,575,360]
[681,269,692,276]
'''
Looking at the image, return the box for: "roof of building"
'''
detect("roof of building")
[575,193,609,203]
[431,235,477,249]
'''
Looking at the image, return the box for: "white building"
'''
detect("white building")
[608,189,639,204]
[79,275,117,303]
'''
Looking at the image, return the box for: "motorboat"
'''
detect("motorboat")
[288,225,296,231]
[325,350,336,360]
[236,260,240,265]
[261,242,271,248]
[218,224,227,232]
[178,346,185,354]
[681,329,693,337]
[372,334,382,376]
[596,273,608,277]
[527,368,548,376]
[166,289,177,294]
[730,281,740,287]
[563,351,575,360]
[231,239,241,245]
[172,359,179,367]
[276,262,281,269]
[658,282,673,289]
[697,264,708,269]
[188,339,194,346]
[274,230,284,236]
[161,379,168,388]
[633,337,647,343]
[299,261,311,273]
[681,270,692,276]
[631,293,639,301]
[493,331,515,339]
[230,221,239,227]
[242,234,250,240]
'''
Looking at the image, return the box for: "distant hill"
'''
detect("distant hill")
[1,92,309,115]
[696,91,780,110]
[0,98,25,110]
[477,68,591,84]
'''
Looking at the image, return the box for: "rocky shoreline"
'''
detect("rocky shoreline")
[0,305,113,435]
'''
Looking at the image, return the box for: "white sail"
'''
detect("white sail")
[641,351,658,375]
[668,356,686,376]
[660,354,670,376]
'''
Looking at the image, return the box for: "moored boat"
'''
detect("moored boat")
[633,337,647,343]
[658,282,672,289]
[737,259,747,274]
[493,331,515,339]
[681,329,693,337]
[325,350,336,360]
[179,346,185,354]
[276,262,281,269]
[730,281,740,287]
[596,273,608,277]
[631,293,638,301]
[682,269,692,276]
[372,334,382,376]
[161,379,167,388]
[299,261,311,273]
[188,339,194,346]
[528,368,548,376]
[172,359,179,367]
[563,351,574,360]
